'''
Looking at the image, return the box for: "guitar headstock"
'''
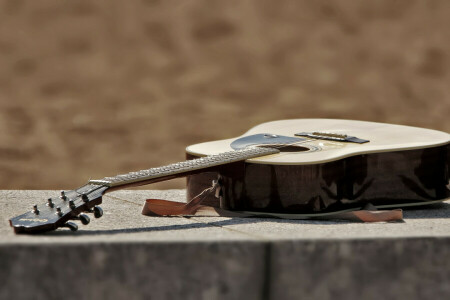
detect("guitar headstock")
[9,184,108,234]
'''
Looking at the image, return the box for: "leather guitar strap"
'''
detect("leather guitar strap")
[142,186,403,223]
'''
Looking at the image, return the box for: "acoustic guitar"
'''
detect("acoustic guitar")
[10,119,449,233]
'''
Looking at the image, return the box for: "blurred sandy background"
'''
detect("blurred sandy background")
[0,0,449,190]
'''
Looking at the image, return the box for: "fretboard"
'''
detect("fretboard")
[89,147,280,188]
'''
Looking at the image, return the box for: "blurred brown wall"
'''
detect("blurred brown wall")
[0,0,449,189]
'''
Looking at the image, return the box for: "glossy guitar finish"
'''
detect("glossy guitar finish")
[186,119,450,213]
[186,145,449,214]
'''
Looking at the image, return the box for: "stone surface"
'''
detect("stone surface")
[1,189,450,299]
[0,242,267,300]
[1,190,258,243]
[269,238,450,300]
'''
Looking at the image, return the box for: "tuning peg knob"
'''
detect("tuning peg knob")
[93,206,103,218]
[63,222,78,231]
[78,214,90,225]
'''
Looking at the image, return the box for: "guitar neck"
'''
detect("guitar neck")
[89,147,279,189]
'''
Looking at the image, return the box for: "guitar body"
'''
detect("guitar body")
[186,119,450,214]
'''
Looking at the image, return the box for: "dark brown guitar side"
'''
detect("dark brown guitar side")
[187,144,449,214]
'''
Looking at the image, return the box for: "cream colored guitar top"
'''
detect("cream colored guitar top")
[186,119,450,165]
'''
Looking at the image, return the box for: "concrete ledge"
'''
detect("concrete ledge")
[1,190,450,299]
[269,238,450,300]
[0,242,267,300]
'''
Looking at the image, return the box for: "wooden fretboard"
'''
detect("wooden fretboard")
[89,147,280,188]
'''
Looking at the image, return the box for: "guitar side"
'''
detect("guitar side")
[186,119,450,213]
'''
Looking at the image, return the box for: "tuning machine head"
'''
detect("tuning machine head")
[93,206,103,218]
[78,213,90,225]
[82,193,89,202]
[56,206,63,216]
[9,184,108,234]
[63,222,78,231]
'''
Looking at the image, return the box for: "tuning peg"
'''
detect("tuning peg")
[32,204,39,215]
[63,222,78,231]
[56,206,63,216]
[81,193,89,202]
[60,190,67,200]
[78,214,90,225]
[47,198,54,208]
[69,200,75,209]
[93,206,103,218]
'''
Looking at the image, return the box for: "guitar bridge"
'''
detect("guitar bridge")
[295,132,370,144]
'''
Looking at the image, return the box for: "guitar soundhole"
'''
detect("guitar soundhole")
[278,145,310,153]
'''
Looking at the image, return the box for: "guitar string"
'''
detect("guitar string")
[258,138,316,150]
[101,137,319,184]
[39,139,318,227]
[65,138,323,214]
[124,139,316,180]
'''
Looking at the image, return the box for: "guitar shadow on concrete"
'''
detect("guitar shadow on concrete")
[42,202,450,236]
[47,217,361,236]
[43,217,273,236]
